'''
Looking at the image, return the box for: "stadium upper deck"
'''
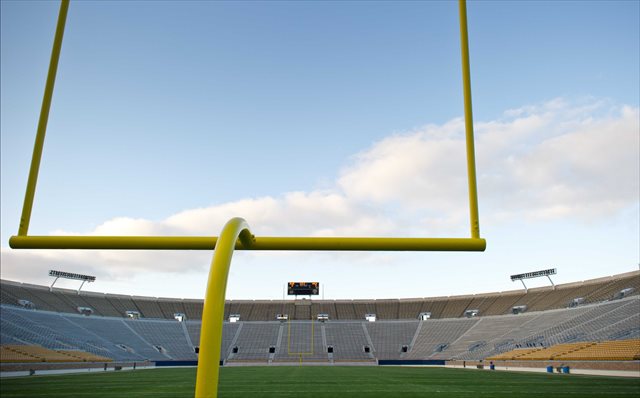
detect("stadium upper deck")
[1,271,638,321]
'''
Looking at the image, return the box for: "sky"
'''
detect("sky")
[1,0,638,301]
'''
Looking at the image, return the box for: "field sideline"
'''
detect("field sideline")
[1,366,639,397]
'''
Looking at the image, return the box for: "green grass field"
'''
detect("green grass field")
[1,366,639,397]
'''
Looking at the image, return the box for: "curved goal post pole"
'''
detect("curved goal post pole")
[195,218,254,398]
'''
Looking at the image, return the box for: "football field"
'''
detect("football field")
[1,366,639,397]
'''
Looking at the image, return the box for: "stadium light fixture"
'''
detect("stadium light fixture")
[510,268,557,291]
[49,269,96,293]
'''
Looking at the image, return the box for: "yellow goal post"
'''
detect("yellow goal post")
[8,1,485,397]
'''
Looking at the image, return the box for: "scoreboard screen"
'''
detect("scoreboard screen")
[288,282,319,296]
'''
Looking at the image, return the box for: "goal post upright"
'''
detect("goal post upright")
[459,0,481,240]
[18,0,69,237]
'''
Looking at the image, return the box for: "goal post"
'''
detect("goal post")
[9,1,485,397]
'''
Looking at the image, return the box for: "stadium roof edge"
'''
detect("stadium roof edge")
[1,270,637,303]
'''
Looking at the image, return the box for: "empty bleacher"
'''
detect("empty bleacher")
[324,322,372,361]
[555,339,640,361]
[440,295,474,318]
[352,301,376,320]
[1,346,38,362]
[67,315,166,360]
[2,296,639,364]
[311,301,337,320]
[106,294,141,318]
[1,271,638,365]
[275,321,327,362]
[421,298,448,319]
[77,292,121,317]
[2,270,637,321]
[450,313,539,360]
[228,301,256,321]
[375,300,399,320]
[487,339,640,362]
[0,345,112,363]
[229,322,280,361]
[56,350,113,362]
[182,299,204,320]
[1,345,76,362]
[131,297,165,319]
[156,298,188,319]
[504,342,598,360]
[126,319,195,360]
[334,301,358,320]
[483,291,526,315]
[406,318,478,359]
[366,321,418,359]
[397,299,422,319]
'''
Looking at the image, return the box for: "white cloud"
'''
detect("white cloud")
[479,102,639,220]
[2,98,638,287]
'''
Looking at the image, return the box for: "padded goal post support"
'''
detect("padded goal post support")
[9,1,484,397]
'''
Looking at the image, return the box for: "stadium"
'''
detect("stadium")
[2,0,639,397]
[1,271,640,396]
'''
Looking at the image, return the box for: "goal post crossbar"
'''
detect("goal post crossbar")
[9,235,486,251]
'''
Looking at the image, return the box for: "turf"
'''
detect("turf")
[1,366,639,397]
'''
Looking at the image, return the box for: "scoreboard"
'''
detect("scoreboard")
[287,282,319,296]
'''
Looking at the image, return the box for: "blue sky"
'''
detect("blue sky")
[1,1,638,300]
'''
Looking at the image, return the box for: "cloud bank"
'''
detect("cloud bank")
[2,98,638,286]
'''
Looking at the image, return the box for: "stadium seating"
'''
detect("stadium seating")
[485,348,541,361]
[0,346,37,362]
[406,318,478,359]
[374,299,399,320]
[324,322,373,361]
[2,297,639,363]
[488,339,640,362]
[106,294,142,318]
[511,342,596,360]
[0,345,111,363]
[182,299,204,319]
[334,301,358,320]
[397,299,423,319]
[2,271,637,321]
[554,339,640,361]
[365,321,418,359]
[156,298,188,319]
[131,297,165,319]
[229,322,280,361]
[1,271,639,365]
[55,350,112,362]
[311,301,337,320]
[274,321,327,362]
[67,315,166,360]
[123,319,196,360]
